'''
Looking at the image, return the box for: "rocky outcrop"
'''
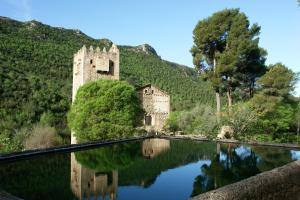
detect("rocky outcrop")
[217,126,234,139]
[136,44,158,56]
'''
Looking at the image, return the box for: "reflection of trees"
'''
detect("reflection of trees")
[75,139,216,189]
[0,153,75,200]
[251,146,293,171]
[191,143,260,197]
[75,142,142,172]
[119,140,215,187]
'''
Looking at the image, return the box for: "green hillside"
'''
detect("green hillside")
[0,16,214,138]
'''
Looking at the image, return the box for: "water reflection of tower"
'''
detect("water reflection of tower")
[71,139,171,199]
[142,138,170,158]
[71,153,118,200]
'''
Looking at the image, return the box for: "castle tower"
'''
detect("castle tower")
[72,44,120,101]
[71,44,119,144]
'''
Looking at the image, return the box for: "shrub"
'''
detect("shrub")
[166,111,181,132]
[68,80,143,143]
[167,105,219,137]
[24,124,61,150]
[0,128,29,153]
[187,105,219,137]
[221,104,258,139]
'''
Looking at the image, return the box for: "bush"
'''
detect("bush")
[166,111,181,132]
[221,104,259,139]
[166,105,219,137]
[24,124,61,150]
[0,128,29,153]
[68,80,143,143]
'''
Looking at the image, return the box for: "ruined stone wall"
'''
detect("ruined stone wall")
[190,160,300,200]
[138,85,170,132]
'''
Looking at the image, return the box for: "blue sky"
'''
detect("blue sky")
[1,0,300,95]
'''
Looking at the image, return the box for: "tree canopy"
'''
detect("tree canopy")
[250,63,298,136]
[68,80,143,142]
[191,9,266,111]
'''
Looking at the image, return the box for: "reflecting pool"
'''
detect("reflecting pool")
[0,139,299,200]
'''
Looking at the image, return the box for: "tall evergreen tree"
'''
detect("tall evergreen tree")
[191,9,266,111]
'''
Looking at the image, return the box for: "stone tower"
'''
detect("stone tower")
[71,44,119,144]
[72,44,120,101]
[71,153,118,200]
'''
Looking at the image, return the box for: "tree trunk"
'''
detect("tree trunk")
[213,58,221,115]
[216,92,221,113]
[226,76,233,115]
[227,88,232,108]
[249,80,254,98]
[297,120,299,144]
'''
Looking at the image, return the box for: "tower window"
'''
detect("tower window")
[145,115,152,126]
[90,59,93,64]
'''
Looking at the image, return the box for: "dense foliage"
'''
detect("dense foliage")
[0,153,75,200]
[166,105,219,137]
[248,63,299,140]
[168,63,299,143]
[182,9,299,142]
[0,17,214,151]
[68,80,143,142]
[120,48,214,110]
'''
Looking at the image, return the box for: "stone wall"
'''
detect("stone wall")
[191,160,300,200]
[137,85,170,132]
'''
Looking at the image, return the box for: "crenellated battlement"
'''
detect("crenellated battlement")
[74,44,118,57]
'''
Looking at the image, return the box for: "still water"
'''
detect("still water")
[0,139,300,200]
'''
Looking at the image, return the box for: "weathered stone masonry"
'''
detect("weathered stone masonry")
[137,84,170,132]
[72,44,120,101]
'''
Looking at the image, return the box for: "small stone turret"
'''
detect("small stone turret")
[72,44,120,101]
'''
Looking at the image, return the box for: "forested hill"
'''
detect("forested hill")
[0,16,214,135]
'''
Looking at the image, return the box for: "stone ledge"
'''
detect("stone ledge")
[158,135,300,149]
[190,160,300,200]
[0,136,153,163]
[0,190,23,200]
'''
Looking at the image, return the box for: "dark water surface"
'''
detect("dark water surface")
[0,139,299,200]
